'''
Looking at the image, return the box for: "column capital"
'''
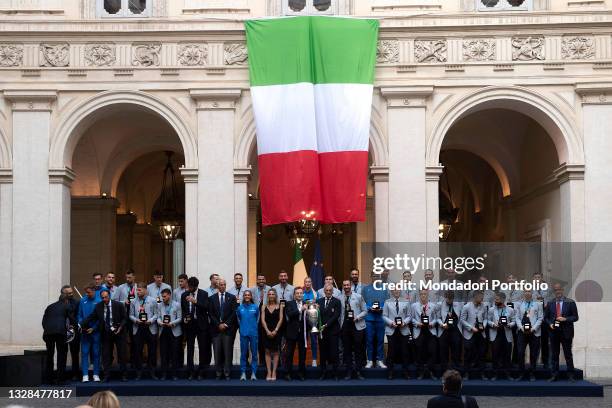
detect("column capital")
[575,83,612,105]
[370,165,389,182]
[180,167,198,183]
[190,88,242,110]
[234,167,251,183]
[425,165,444,181]
[3,90,57,112]
[553,163,585,185]
[49,167,76,186]
[379,85,433,108]
[0,168,12,184]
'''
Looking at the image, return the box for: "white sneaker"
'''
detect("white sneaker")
[376,361,387,369]
[93,375,101,382]
[365,360,373,369]
[82,375,89,383]
[250,373,257,381]
[311,360,317,367]
[240,373,247,381]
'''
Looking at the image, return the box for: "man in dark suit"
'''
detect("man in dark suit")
[284,287,307,381]
[181,276,210,380]
[41,286,75,384]
[427,369,479,408]
[316,285,341,380]
[82,288,128,382]
[545,283,579,382]
[208,278,238,380]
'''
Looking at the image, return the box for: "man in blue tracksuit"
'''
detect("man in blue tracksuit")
[78,282,101,382]
[361,270,389,368]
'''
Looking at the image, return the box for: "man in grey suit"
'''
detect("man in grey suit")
[460,291,487,380]
[340,279,367,380]
[349,268,363,295]
[250,274,271,307]
[317,275,342,299]
[273,270,295,302]
[383,287,412,379]
[147,272,172,304]
[515,289,543,381]
[436,290,463,372]
[486,292,515,381]
[400,271,417,303]
[503,274,522,365]
[129,283,159,380]
[157,288,182,380]
[412,289,438,380]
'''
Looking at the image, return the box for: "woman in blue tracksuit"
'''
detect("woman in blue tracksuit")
[237,290,259,381]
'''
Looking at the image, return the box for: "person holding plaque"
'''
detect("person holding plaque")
[362,270,389,368]
[383,287,412,379]
[112,269,137,367]
[316,285,341,380]
[129,283,158,380]
[157,288,182,380]
[503,274,522,365]
[460,291,487,380]
[340,279,367,380]
[436,290,463,373]
[284,287,307,381]
[208,278,238,380]
[412,289,438,380]
[486,292,515,381]
[515,289,543,381]
[237,290,259,381]
[82,289,128,382]
[147,272,171,305]
[181,276,210,380]
[261,288,284,380]
[546,283,579,382]
[172,273,189,369]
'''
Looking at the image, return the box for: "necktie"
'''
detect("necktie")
[556,301,561,317]
[345,296,350,309]
[354,283,358,291]
[220,293,225,313]
[325,297,329,308]
[395,299,399,314]
[105,304,111,330]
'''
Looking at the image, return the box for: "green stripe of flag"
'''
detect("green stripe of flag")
[245,16,378,86]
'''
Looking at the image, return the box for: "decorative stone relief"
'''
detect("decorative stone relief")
[178,44,207,66]
[0,44,24,67]
[39,43,69,67]
[85,43,116,67]
[561,36,595,60]
[414,40,447,63]
[376,40,399,64]
[511,36,545,61]
[224,43,248,65]
[132,43,161,66]
[462,39,496,61]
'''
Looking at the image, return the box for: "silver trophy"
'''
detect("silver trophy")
[306,302,320,334]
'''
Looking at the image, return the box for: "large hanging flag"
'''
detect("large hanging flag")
[246,16,378,226]
[293,244,308,287]
[309,238,325,291]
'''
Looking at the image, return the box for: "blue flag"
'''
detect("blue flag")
[309,238,325,291]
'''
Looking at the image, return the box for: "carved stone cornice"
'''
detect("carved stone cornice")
[575,82,612,104]
[190,88,242,110]
[553,163,585,184]
[0,168,12,184]
[425,165,445,182]
[48,167,76,186]
[379,85,433,108]
[234,167,251,183]
[370,165,389,182]
[180,167,198,183]
[3,90,57,112]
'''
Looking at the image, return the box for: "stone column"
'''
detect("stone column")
[234,167,251,284]
[0,170,13,344]
[4,90,56,344]
[180,168,198,280]
[425,165,444,244]
[190,89,242,283]
[380,86,433,243]
[370,166,389,243]
[49,168,75,299]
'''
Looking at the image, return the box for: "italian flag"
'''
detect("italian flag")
[245,16,379,226]
[292,244,308,287]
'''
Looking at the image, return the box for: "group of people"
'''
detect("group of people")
[41,267,578,384]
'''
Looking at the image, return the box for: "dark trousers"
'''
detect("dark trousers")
[541,323,550,367]
[491,333,511,374]
[386,330,409,371]
[68,334,80,378]
[134,326,156,372]
[439,329,462,370]
[517,332,540,375]
[212,332,233,377]
[511,327,518,365]
[159,328,179,376]
[550,330,574,375]
[342,324,365,373]
[319,333,339,375]
[415,329,436,372]
[177,334,185,368]
[285,333,306,376]
[258,323,266,365]
[464,334,486,373]
[43,334,67,383]
[101,331,127,376]
[185,322,210,372]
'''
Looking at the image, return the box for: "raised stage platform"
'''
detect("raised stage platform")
[72,367,604,398]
